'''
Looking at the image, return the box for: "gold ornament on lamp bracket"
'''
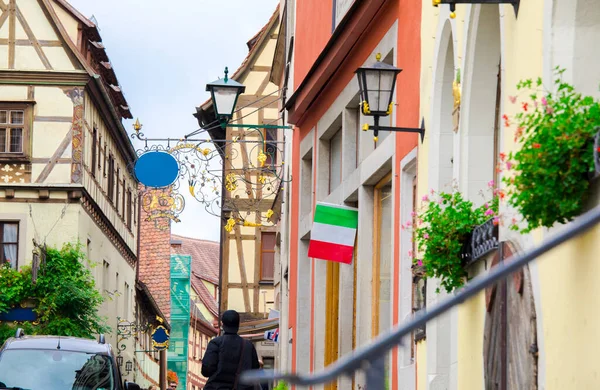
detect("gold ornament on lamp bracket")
[452,68,461,133]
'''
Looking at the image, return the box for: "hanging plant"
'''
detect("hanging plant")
[408,187,500,293]
[503,68,600,233]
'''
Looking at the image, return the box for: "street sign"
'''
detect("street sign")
[152,325,170,351]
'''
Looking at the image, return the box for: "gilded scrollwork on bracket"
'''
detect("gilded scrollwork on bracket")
[133,123,290,230]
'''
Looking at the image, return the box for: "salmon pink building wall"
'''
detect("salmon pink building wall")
[293,0,333,90]
[287,1,422,389]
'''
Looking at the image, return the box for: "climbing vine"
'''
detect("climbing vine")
[0,243,108,345]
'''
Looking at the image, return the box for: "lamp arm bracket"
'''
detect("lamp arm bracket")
[368,117,426,142]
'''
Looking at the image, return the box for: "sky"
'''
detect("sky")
[68,0,280,242]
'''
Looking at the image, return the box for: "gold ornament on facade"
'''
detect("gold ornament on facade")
[243,220,263,227]
[386,102,394,115]
[225,217,236,232]
[266,209,274,219]
[258,175,266,184]
[225,173,237,192]
[258,151,268,167]
[202,148,211,156]
[452,69,461,133]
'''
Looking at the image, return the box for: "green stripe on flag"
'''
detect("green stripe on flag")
[314,203,358,229]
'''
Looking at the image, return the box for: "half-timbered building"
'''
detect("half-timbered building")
[0,0,139,378]
[195,6,282,363]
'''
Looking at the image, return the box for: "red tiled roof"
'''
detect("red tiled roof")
[171,235,220,316]
[193,277,218,317]
[171,235,219,284]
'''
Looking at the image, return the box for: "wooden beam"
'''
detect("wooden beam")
[35,127,73,183]
[221,230,230,312]
[0,0,6,12]
[0,10,9,31]
[0,38,62,46]
[34,115,72,123]
[27,85,34,99]
[15,4,52,70]
[31,157,70,164]
[0,69,89,85]
[8,0,15,69]
[254,227,261,313]
[234,224,252,313]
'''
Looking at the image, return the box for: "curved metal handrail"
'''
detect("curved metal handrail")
[242,204,600,387]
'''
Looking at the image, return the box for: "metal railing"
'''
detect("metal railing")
[241,204,600,389]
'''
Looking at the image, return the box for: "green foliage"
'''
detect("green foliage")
[504,68,600,233]
[273,381,290,390]
[411,190,499,293]
[0,243,108,346]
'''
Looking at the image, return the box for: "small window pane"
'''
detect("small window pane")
[9,129,22,153]
[261,252,274,280]
[10,111,24,125]
[262,232,276,250]
[3,223,18,243]
[4,244,17,268]
[0,111,7,124]
[0,129,6,152]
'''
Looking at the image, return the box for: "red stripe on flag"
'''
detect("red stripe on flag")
[308,240,354,264]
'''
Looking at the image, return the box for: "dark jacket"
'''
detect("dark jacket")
[201,332,260,390]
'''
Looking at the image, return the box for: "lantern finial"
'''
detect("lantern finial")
[376,53,382,62]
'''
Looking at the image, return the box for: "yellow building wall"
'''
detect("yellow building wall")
[418,1,544,389]
[224,16,280,316]
[537,226,600,389]
[416,341,427,390]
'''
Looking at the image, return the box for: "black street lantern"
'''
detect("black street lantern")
[116,355,123,368]
[356,53,402,117]
[355,53,425,143]
[125,360,133,374]
[206,67,246,123]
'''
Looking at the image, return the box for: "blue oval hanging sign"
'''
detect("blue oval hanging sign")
[135,151,179,188]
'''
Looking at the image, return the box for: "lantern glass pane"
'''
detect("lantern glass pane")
[365,69,381,96]
[367,89,381,113]
[212,86,239,117]
[379,71,395,94]
[378,91,392,112]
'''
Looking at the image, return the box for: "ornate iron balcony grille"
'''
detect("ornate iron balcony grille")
[471,218,499,263]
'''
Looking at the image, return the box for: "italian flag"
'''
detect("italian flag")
[308,202,358,264]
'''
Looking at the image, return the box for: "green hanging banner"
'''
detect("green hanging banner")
[168,254,191,389]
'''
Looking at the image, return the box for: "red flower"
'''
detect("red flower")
[596,147,600,153]
[533,143,541,149]
[502,114,509,121]
[499,152,506,161]
[522,102,529,111]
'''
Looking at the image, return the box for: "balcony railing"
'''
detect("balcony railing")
[241,204,600,389]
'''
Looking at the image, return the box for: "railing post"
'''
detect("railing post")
[365,355,386,389]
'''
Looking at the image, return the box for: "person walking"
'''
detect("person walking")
[201,310,260,390]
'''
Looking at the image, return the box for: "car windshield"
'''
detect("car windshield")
[0,349,115,390]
